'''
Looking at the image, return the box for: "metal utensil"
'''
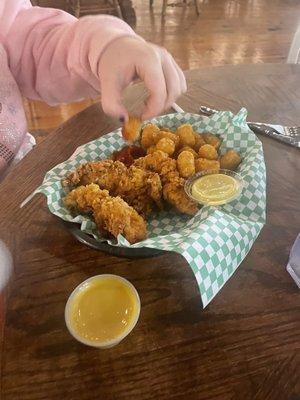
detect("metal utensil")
[198,105,300,148]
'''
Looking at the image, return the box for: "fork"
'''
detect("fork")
[198,105,300,148]
[280,126,300,139]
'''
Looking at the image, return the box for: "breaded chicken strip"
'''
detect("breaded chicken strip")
[64,184,147,244]
[134,151,198,215]
[62,160,162,217]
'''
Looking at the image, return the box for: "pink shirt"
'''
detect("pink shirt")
[0,0,136,173]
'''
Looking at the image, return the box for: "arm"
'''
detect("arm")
[3,1,136,104]
[3,0,186,120]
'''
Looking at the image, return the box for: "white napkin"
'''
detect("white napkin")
[13,132,36,164]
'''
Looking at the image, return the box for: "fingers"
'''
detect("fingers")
[171,57,187,93]
[100,76,129,122]
[141,46,187,120]
[139,50,167,120]
[161,51,183,110]
[98,37,186,122]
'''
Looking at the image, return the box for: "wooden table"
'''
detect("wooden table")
[1,64,300,400]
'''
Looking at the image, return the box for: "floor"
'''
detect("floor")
[2,0,300,335]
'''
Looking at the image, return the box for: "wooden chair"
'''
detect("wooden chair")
[67,0,124,19]
[151,0,200,16]
[287,25,300,63]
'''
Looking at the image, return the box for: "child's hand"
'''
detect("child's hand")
[98,36,187,121]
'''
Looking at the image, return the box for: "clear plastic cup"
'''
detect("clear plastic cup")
[65,274,141,348]
[185,169,244,206]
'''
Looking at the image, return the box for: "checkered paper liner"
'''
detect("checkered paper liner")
[35,110,266,307]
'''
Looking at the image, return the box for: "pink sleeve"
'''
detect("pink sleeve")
[2,1,136,104]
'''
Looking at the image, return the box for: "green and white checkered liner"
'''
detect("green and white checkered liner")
[35,110,266,307]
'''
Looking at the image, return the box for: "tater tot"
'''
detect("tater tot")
[177,151,195,178]
[195,158,220,173]
[141,124,160,149]
[176,124,195,147]
[198,144,218,160]
[203,133,221,149]
[220,150,242,171]
[193,132,206,151]
[147,145,157,154]
[177,146,198,158]
[156,131,180,148]
[156,138,175,156]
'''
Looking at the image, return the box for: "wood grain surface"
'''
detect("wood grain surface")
[1,64,300,400]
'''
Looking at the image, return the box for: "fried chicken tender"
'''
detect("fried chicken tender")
[62,160,124,189]
[176,124,195,147]
[62,159,162,217]
[119,165,163,216]
[163,181,198,215]
[195,158,220,173]
[220,150,242,171]
[134,151,198,215]
[198,144,218,160]
[177,151,195,178]
[141,123,160,149]
[64,184,147,244]
[203,133,221,149]
[64,181,102,213]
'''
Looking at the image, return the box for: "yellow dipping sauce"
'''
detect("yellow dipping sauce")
[191,173,241,205]
[66,275,140,346]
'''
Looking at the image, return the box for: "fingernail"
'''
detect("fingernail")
[119,117,125,123]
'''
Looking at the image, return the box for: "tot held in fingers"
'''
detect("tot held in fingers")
[122,116,141,142]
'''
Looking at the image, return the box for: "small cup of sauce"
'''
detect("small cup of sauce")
[65,274,140,348]
[185,169,243,206]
